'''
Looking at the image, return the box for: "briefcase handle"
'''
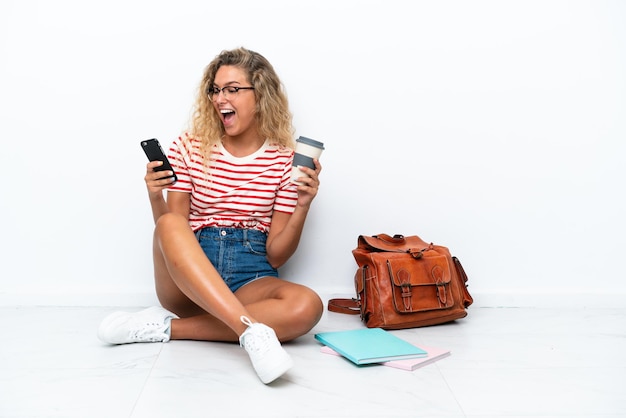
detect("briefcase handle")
[327,298,361,315]
[373,233,405,244]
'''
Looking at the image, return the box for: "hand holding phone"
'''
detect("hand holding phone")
[140,138,177,182]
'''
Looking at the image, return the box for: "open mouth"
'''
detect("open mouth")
[221,109,235,123]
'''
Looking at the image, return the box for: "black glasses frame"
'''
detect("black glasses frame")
[207,86,255,101]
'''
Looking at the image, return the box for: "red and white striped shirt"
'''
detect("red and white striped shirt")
[167,134,298,234]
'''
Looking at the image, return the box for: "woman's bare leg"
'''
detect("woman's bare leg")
[153,212,323,342]
[170,277,323,342]
[153,213,323,343]
[152,212,253,338]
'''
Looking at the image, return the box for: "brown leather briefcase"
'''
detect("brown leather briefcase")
[328,234,474,329]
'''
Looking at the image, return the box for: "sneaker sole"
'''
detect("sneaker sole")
[257,353,294,384]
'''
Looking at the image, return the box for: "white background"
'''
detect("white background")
[1,0,625,307]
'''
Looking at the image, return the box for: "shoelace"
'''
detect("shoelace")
[130,320,165,342]
[240,316,271,353]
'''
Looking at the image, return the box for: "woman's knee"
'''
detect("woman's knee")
[154,213,200,257]
[154,212,188,236]
[288,287,324,329]
[306,288,324,320]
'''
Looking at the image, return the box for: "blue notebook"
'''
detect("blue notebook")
[314,328,428,365]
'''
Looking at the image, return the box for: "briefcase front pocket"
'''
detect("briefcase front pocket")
[385,251,454,314]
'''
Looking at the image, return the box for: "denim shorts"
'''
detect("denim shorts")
[195,227,278,293]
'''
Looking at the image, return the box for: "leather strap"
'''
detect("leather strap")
[373,233,406,244]
[327,298,361,315]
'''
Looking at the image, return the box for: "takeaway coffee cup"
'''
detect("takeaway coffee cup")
[291,136,324,184]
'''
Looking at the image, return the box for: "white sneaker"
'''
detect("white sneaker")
[239,316,293,384]
[97,306,178,344]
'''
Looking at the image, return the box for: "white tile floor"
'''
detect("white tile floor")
[1,300,625,418]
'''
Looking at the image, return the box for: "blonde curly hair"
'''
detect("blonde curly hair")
[188,47,295,160]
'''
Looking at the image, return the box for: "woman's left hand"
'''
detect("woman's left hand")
[295,159,322,208]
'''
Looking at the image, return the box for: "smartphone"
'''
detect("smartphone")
[140,138,178,182]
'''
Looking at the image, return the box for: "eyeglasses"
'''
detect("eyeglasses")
[207,86,255,101]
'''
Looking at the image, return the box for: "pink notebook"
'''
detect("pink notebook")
[320,344,450,371]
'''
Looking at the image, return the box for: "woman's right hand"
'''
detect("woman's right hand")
[144,161,176,195]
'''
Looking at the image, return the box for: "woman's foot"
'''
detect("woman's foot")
[97,306,178,344]
[239,316,293,384]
